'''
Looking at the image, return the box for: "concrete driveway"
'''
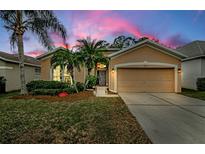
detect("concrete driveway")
[119,93,205,144]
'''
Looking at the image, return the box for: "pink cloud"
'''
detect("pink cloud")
[25,50,45,57]
[54,42,70,49]
[161,34,190,48]
[49,32,69,48]
[71,11,158,41]
[69,11,189,49]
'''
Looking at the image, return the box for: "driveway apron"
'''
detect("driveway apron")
[119,92,205,144]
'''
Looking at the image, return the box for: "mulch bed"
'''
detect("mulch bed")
[11,91,94,102]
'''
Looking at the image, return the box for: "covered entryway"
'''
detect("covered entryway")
[117,68,175,92]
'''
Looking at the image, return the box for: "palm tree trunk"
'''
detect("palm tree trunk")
[16,11,27,95]
[88,68,92,76]
[94,66,97,76]
[60,66,64,82]
[62,67,65,82]
[70,67,74,85]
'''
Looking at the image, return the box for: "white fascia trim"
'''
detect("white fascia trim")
[36,47,66,60]
[0,56,40,67]
[113,62,179,93]
[150,40,187,58]
[182,55,205,61]
[0,66,13,70]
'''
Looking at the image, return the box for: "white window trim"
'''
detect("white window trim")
[112,61,179,93]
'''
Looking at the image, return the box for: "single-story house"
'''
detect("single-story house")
[37,39,186,93]
[177,40,205,90]
[0,51,41,92]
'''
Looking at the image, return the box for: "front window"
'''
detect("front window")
[35,67,41,80]
[52,66,71,84]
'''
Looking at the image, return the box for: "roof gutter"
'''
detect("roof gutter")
[182,55,205,62]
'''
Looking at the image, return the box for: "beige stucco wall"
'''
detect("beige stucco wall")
[40,57,52,80]
[40,56,94,83]
[39,50,116,84]
[0,60,40,92]
[109,45,182,92]
[74,66,87,83]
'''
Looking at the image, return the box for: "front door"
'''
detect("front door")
[98,70,106,86]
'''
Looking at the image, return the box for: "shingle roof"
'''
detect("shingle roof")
[177,40,205,58]
[0,51,40,67]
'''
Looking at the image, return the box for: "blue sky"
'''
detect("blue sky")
[0,10,204,57]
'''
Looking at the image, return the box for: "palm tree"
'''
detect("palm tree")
[75,37,109,75]
[51,49,69,82]
[51,49,83,92]
[0,11,67,95]
[51,49,83,83]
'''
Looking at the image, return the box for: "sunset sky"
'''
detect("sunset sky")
[0,10,204,57]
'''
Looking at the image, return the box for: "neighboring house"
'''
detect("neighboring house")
[0,51,41,92]
[177,40,205,90]
[37,39,186,93]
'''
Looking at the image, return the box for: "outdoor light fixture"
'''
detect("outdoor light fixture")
[112,68,115,73]
[97,63,106,69]
[178,68,181,73]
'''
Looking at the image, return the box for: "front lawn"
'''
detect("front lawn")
[181,88,205,101]
[0,92,151,144]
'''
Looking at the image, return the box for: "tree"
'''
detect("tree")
[75,37,109,75]
[0,11,67,94]
[51,49,83,82]
[110,35,138,49]
[51,49,83,92]
[51,49,69,82]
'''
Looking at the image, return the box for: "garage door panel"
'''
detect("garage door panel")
[117,68,174,92]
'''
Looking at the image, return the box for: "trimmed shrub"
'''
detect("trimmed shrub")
[26,80,69,92]
[31,89,62,96]
[197,78,205,91]
[63,86,76,94]
[76,82,84,92]
[85,75,97,89]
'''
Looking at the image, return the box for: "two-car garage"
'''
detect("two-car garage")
[117,68,175,92]
[108,39,186,93]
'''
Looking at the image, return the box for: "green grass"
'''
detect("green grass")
[181,88,205,101]
[0,93,151,144]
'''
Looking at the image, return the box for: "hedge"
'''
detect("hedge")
[197,78,205,91]
[31,89,62,96]
[27,80,85,95]
[31,87,78,96]
[26,80,69,92]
